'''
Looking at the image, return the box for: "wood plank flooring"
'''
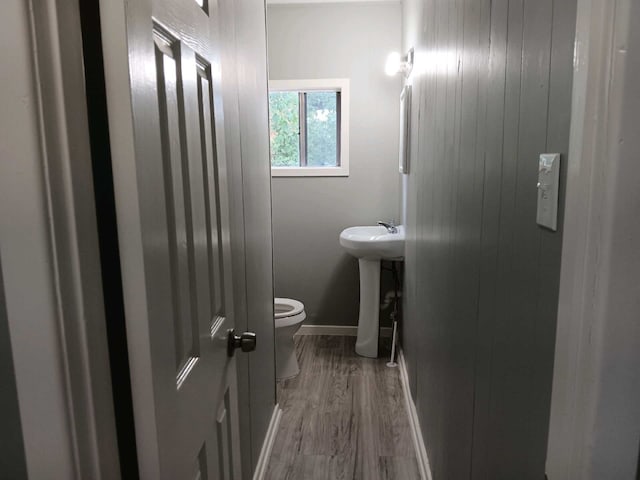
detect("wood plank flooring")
[265,335,420,480]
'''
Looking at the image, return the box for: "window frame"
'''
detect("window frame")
[268,78,350,177]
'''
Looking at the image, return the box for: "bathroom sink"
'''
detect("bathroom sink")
[339,225,405,260]
[339,224,405,358]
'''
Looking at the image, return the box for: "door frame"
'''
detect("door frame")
[0,0,120,478]
[216,0,278,476]
[546,0,640,477]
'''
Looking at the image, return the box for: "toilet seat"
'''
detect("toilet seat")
[274,298,305,328]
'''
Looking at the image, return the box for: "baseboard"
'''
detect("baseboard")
[252,404,282,480]
[296,324,393,337]
[296,324,358,336]
[398,349,432,480]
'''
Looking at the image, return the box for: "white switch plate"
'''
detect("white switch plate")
[536,153,560,231]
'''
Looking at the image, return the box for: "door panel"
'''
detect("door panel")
[196,62,226,327]
[101,0,244,477]
[154,31,199,372]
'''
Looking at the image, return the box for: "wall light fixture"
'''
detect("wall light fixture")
[384,48,414,77]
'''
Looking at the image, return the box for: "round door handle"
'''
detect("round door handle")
[227,330,257,357]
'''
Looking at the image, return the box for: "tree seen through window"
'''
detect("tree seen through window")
[269,90,339,167]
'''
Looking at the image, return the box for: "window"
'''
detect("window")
[268,79,349,177]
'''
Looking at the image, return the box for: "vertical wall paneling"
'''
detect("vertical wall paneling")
[528,0,577,475]
[471,0,509,476]
[402,0,576,477]
[402,0,425,399]
[488,0,554,476]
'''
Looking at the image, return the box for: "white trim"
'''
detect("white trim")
[268,78,350,177]
[398,349,432,480]
[268,0,400,4]
[296,324,358,336]
[271,166,349,177]
[296,324,394,337]
[269,78,349,92]
[252,405,283,480]
[546,0,640,477]
[1,1,120,478]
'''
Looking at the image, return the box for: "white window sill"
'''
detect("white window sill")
[271,166,349,177]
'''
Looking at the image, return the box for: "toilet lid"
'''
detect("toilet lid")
[274,297,304,319]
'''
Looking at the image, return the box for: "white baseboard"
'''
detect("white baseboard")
[252,404,282,480]
[398,349,432,480]
[296,324,358,336]
[296,324,393,337]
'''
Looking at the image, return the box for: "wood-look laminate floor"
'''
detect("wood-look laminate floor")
[265,335,420,480]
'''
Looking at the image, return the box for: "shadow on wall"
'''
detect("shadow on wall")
[312,253,398,330]
[314,254,359,326]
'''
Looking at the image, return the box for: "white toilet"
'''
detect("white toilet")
[274,298,306,380]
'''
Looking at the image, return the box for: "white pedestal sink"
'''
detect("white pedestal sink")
[339,225,405,358]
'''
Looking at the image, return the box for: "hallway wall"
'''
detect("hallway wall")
[267,3,401,326]
[401,0,576,478]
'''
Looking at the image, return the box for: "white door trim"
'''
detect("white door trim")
[98,0,164,475]
[546,0,640,477]
[0,0,120,478]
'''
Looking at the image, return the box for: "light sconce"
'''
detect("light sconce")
[385,48,414,77]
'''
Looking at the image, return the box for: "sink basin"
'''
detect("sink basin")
[339,225,405,260]
[339,225,404,358]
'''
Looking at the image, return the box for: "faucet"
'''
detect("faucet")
[377,221,398,234]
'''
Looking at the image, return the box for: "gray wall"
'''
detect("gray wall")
[401,0,576,478]
[267,3,401,326]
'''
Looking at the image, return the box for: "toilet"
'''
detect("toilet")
[274,298,306,380]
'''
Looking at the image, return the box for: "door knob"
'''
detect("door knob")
[227,330,257,357]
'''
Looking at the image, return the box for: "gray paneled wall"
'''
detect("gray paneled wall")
[402,0,576,478]
[267,3,401,326]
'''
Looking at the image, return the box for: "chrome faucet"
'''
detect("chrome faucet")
[377,221,398,234]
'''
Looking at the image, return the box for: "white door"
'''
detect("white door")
[100,0,250,477]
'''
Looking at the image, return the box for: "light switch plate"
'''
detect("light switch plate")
[536,153,560,231]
